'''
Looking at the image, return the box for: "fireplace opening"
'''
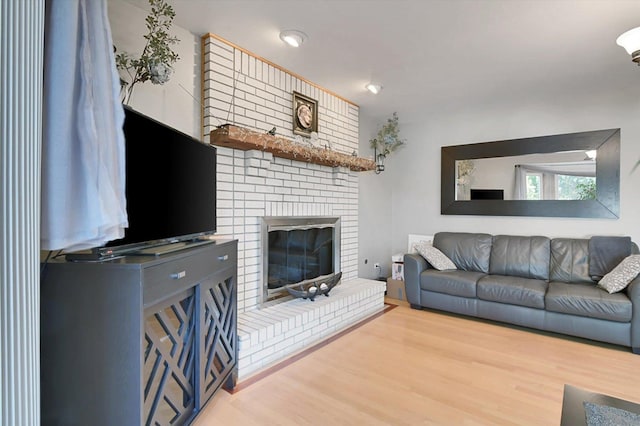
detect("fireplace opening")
[268,227,334,288]
[261,216,341,304]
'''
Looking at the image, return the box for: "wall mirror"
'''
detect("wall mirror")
[441,129,620,218]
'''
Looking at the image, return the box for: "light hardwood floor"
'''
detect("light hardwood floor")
[193,299,640,425]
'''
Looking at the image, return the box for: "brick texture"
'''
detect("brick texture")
[202,35,362,313]
[202,35,382,379]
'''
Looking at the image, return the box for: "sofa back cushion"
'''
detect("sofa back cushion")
[433,232,492,273]
[550,238,592,284]
[489,235,550,280]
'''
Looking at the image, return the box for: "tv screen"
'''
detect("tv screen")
[105,106,217,250]
[470,189,504,200]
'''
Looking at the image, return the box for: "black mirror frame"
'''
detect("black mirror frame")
[441,128,620,218]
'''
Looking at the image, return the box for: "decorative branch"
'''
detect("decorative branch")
[370,112,406,156]
[115,0,180,104]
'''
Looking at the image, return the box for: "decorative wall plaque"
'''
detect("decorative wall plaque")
[292,91,318,137]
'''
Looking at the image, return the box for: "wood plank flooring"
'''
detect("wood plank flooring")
[193,299,640,425]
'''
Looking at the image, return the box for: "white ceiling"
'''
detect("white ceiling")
[129,0,640,123]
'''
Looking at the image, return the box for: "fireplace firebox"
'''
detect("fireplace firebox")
[261,216,341,304]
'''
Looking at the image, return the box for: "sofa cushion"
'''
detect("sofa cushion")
[489,235,550,281]
[546,282,632,322]
[414,241,457,271]
[433,232,492,273]
[477,275,547,309]
[597,255,640,294]
[550,238,592,284]
[588,236,632,281]
[420,270,484,298]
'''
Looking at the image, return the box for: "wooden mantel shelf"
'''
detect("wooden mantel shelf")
[209,125,375,172]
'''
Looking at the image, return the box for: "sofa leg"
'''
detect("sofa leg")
[633,347,640,355]
[410,304,422,310]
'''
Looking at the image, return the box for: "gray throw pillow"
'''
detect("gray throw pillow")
[597,254,640,294]
[414,241,457,271]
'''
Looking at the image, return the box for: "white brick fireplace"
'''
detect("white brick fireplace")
[202,34,385,379]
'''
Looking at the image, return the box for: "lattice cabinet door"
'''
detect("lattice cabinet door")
[143,287,197,425]
[198,269,238,406]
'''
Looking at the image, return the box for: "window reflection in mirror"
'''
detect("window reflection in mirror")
[455,149,597,201]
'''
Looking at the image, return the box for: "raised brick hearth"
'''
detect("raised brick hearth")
[237,279,385,379]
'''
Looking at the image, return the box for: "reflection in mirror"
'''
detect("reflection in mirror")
[455,150,597,201]
[441,128,620,218]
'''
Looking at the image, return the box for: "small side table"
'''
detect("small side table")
[560,384,640,425]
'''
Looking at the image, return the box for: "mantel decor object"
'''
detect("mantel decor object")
[293,91,318,137]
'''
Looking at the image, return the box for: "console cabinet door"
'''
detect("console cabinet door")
[143,287,197,425]
[198,268,238,407]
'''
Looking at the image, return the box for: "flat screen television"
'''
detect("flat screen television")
[470,189,504,200]
[103,106,217,254]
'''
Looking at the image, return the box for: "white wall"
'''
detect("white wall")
[387,86,640,257]
[109,0,640,280]
[358,114,393,279]
[108,0,201,138]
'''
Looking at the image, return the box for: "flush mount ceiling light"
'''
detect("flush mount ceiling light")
[616,27,640,64]
[279,30,307,47]
[365,83,383,94]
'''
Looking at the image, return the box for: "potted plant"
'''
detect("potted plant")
[370,112,406,173]
[115,0,180,104]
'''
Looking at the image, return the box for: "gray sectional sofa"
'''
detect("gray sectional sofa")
[404,232,640,353]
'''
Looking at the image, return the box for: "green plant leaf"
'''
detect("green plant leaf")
[370,112,406,155]
[114,0,181,104]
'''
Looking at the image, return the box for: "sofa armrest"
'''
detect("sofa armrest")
[404,253,429,306]
[626,277,640,351]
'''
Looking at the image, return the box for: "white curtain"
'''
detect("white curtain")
[514,165,525,200]
[513,161,596,200]
[42,0,127,251]
[515,161,596,177]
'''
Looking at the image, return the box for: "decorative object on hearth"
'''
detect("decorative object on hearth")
[285,272,342,301]
[293,91,318,136]
[370,112,406,174]
[115,0,180,104]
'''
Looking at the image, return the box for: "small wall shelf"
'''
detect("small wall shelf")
[209,125,375,172]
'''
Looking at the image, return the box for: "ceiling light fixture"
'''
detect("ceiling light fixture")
[616,27,640,64]
[365,83,383,94]
[279,30,307,47]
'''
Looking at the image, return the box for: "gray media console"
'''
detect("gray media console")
[40,239,238,425]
